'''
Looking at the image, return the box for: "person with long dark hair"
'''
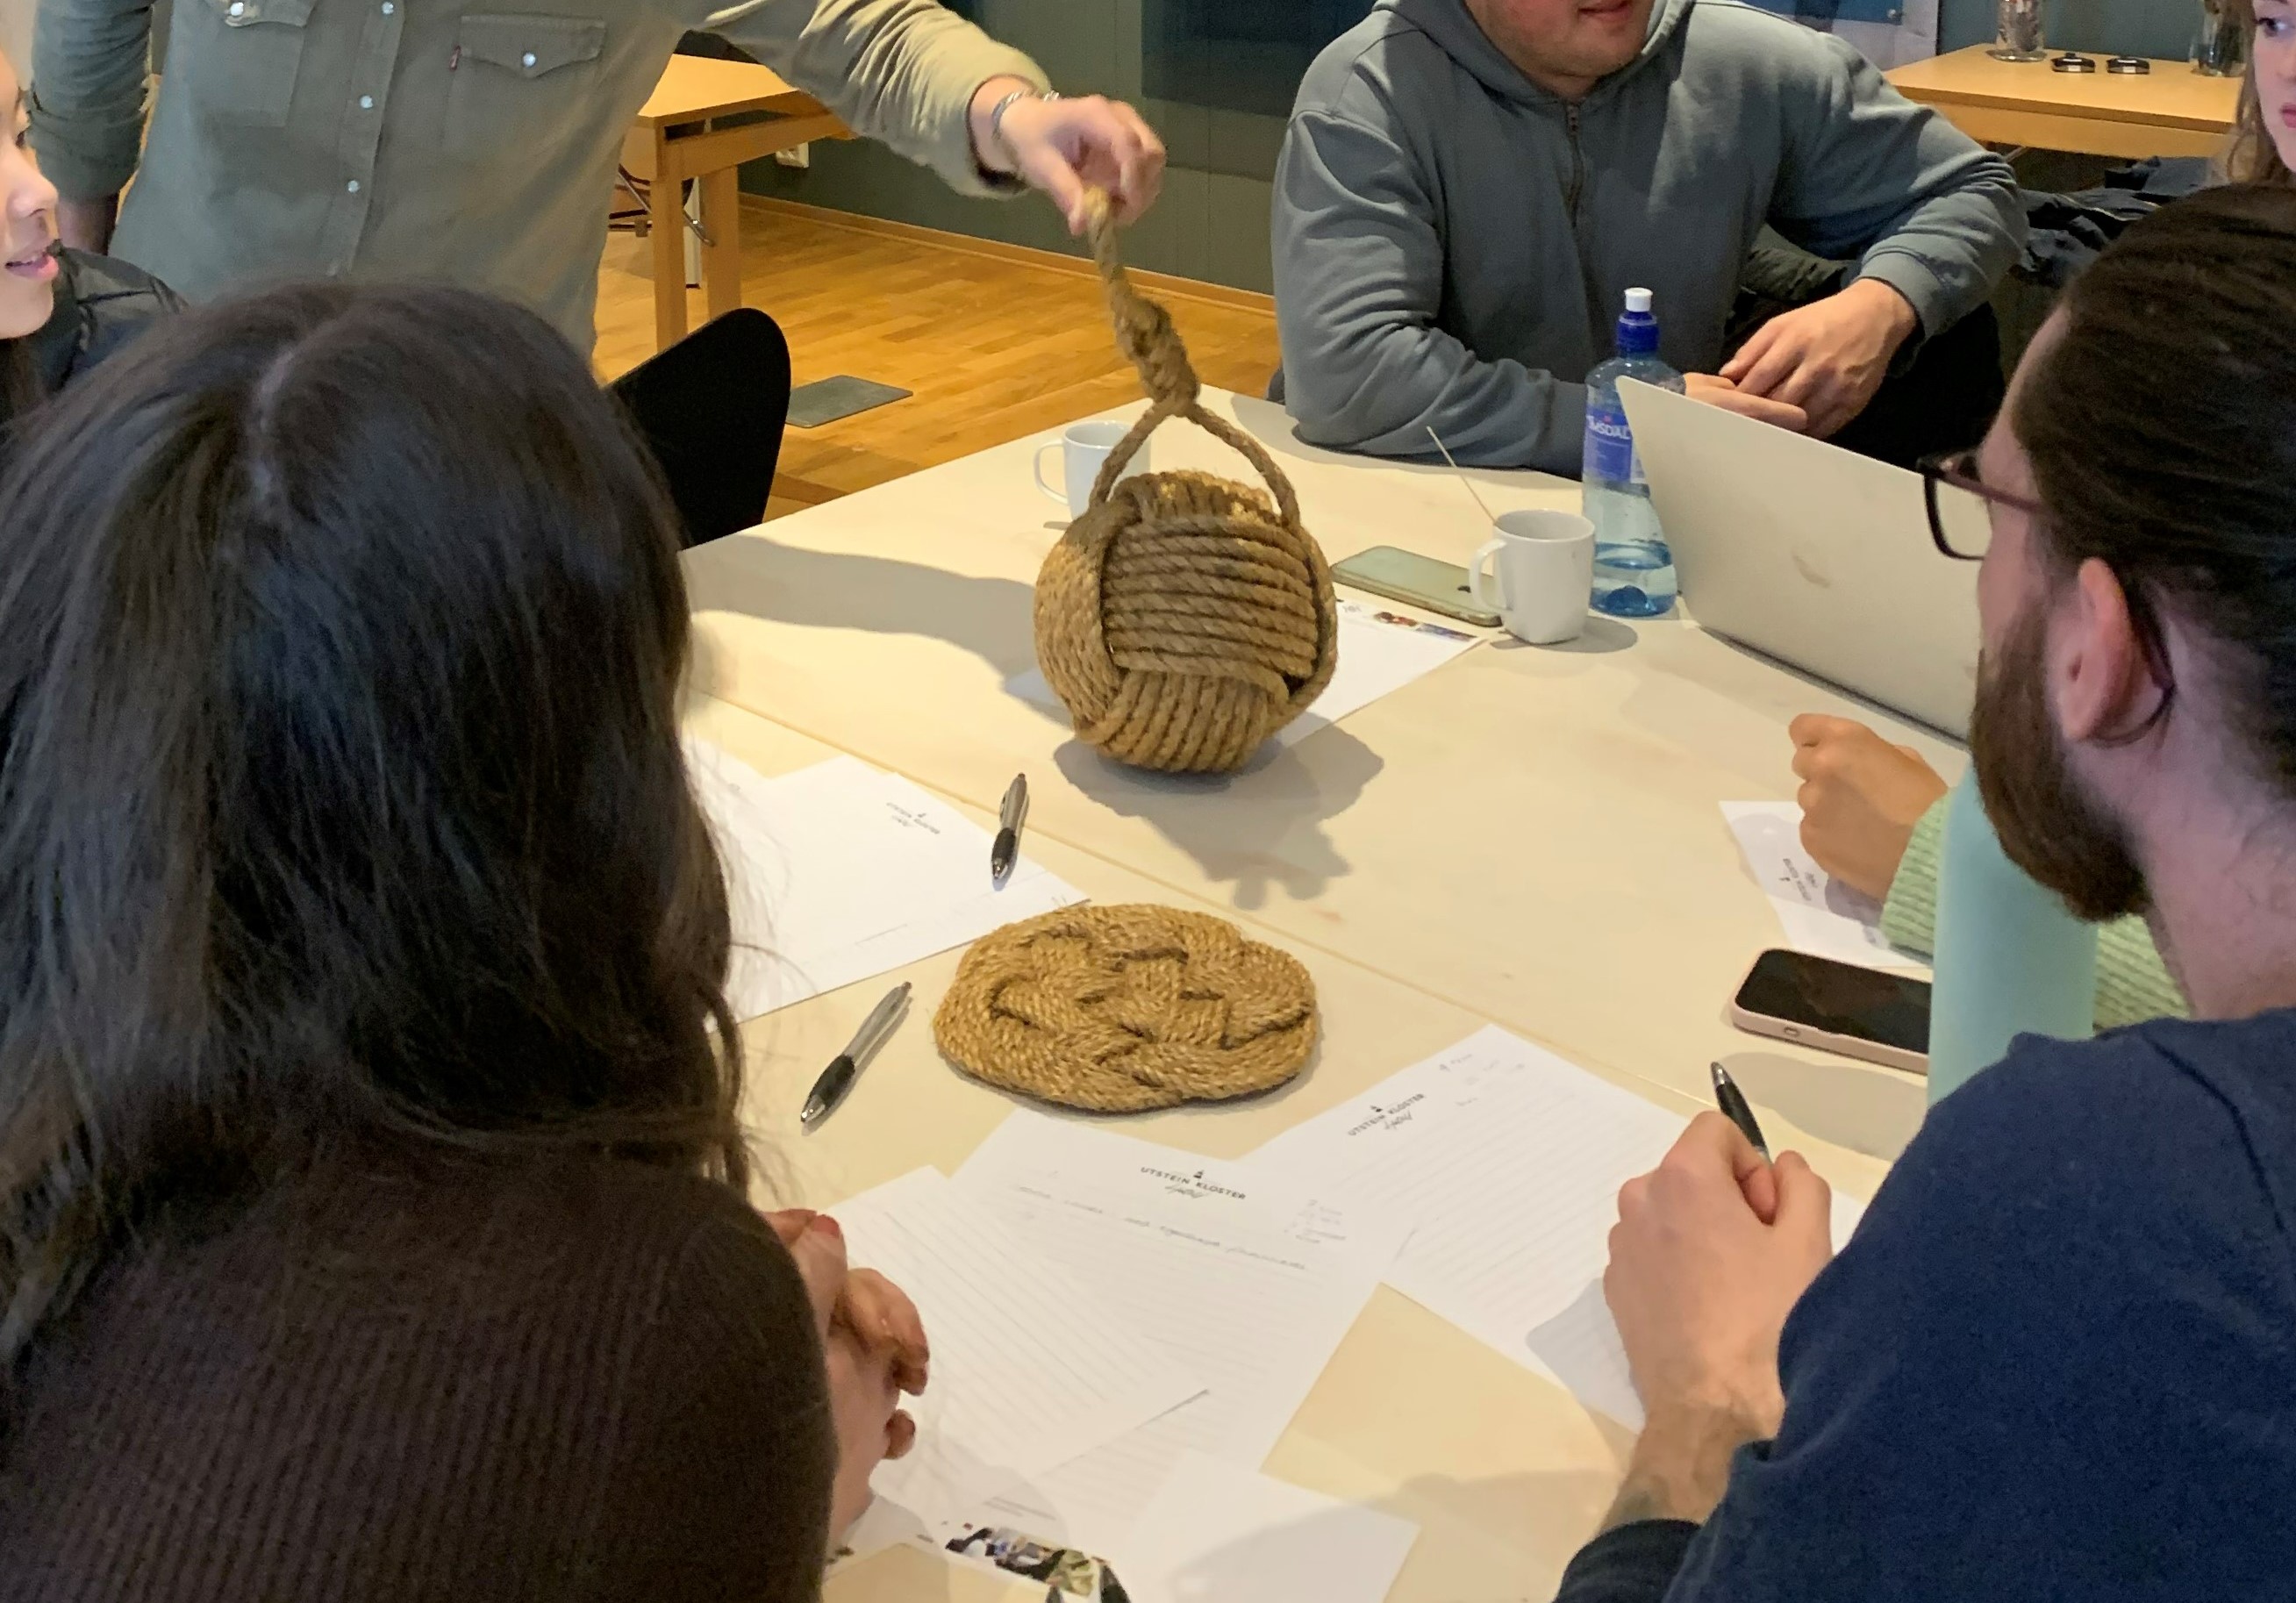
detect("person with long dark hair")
[0,282,925,1599]
[1558,184,2296,1600]
[0,45,175,427]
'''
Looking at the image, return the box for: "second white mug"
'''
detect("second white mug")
[1469,509,1596,645]
[1034,420,1151,519]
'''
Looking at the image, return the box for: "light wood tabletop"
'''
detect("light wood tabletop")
[684,390,1948,1147]
[1887,43,2242,159]
[683,394,1924,1599]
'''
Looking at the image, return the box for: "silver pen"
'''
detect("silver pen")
[991,772,1029,885]
[801,982,911,1129]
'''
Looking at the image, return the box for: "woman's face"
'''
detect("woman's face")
[0,54,59,340]
[2259,0,2296,175]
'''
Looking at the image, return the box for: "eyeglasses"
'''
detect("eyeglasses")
[1919,449,2044,561]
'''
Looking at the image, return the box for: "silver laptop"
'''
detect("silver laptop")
[1616,379,1987,739]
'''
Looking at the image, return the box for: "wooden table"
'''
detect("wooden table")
[626,56,850,352]
[683,394,1928,1599]
[1887,44,2242,160]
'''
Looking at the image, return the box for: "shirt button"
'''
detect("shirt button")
[346,179,361,194]
[380,3,392,12]
[359,95,374,109]
[521,50,536,67]
[226,2,244,13]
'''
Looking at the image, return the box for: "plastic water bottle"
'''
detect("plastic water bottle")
[1928,769,2098,1103]
[1583,288,1685,619]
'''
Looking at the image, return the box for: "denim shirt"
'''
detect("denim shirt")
[30,0,1042,347]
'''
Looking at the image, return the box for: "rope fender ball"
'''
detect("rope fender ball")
[1033,190,1340,776]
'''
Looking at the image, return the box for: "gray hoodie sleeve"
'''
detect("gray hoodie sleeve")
[1769,36,2024,343]
[1271,110,1587,472]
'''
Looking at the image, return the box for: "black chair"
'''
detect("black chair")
[608,307,792,547]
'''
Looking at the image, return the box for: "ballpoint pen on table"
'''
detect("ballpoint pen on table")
[1709,1061,1770,1163]
[991,772,1029,885]
[802,982,912,1129]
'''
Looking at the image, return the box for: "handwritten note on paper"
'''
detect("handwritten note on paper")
[949,1114,1405,1556]
[1250,1027,1867,1429]
[683,743,1086,1019]
[1007,600,1478,748]
[831,1169,1205,1532]
[1721,801,1924,971]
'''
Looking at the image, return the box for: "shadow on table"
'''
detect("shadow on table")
[1054,726,1384,912]
[1721,1048,1927,1163]
[686,535,1039,679]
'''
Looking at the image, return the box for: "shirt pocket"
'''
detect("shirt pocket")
[445,13,609,154]
[188,0,316,128]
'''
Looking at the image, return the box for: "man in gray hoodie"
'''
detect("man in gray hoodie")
[1270,0,2023,471]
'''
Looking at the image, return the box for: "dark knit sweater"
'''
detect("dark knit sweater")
[0,1152,835,1601]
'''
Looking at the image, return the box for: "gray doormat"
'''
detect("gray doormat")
[787,375,913,428]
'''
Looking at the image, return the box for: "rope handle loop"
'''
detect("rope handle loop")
[1078,189,1302,529]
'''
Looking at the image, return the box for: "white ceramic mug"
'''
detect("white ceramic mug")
[1033,420,1149,519]
[1469,509,1596,645]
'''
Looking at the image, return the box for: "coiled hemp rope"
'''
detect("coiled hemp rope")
[1032,190,1339,774]
[933,905,1318,1112]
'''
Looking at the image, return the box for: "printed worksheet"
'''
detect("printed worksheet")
[831,1169,1205,1532]
[1722,800,1924,970]
[946,1114,1406,1555]
[683,743,1085,1018]
[1250,1027,1867,1428]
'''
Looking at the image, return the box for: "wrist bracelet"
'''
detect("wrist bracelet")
[987,87,1061,170]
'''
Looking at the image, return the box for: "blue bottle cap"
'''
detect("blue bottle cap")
[1616,287,1659,356]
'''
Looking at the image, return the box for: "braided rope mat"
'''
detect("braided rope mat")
[933,905,1319,1113]
[1033,191,1340,775]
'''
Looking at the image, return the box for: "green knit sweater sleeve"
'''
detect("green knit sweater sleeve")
[1880,794,2189,1031]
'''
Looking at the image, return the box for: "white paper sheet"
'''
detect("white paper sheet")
[1009,599,1478,750]
[683,743,1086,1019]
[830,1169,1206,1532]
[1278,599,1480,746]
[948,1113,1406,1555]
[1115,1452,1420,1603]
[1250,1027,1867,1428]
[1721,801,1923,971]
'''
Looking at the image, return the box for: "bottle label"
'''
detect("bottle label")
[1583,404,1641,486]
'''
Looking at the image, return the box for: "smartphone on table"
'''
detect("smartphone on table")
[1331,546,1502,629]
[1729,948,1930,1074]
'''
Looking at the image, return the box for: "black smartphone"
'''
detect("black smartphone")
[1729,948,1931,1073]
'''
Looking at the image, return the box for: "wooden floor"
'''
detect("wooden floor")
[594,198,1283,517]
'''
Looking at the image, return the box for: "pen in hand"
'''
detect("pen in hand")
[1710,1061,1770,1163]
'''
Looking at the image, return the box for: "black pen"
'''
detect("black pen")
[1710,1061,1770,1162]
[801,983,911,1130]
[991,772,1029,885]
